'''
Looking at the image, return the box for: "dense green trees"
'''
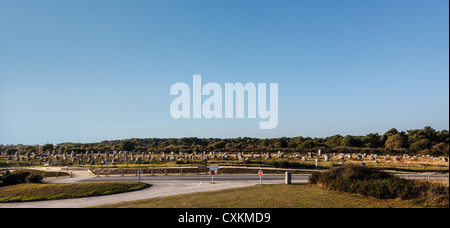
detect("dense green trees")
[340,135,362,147]
[40,143,54,152]
[362,133,382,148]
[120,140,135,152]
[1,127,448,156]
[299,140,315,149]
[385,134,407,149]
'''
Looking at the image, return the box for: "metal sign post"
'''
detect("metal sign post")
[106,159,109,177]
[258,170,263,185]
[210,170,215,183]
[137,169,142,182]
[209,165,219,184]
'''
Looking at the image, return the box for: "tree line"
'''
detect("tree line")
[1,126,448,157]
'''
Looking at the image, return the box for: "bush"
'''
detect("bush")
[0,170,43,187]
[309,164,449,207]
[265,160,315,169]
[176,160,185,165]
[308,171,321,184]
[25,173,43,183]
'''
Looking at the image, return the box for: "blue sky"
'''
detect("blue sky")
[0,0,449,145]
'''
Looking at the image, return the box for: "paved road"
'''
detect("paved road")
[74,174,310,183]
[395,174,449,180]
[0,174,308,208]
[50,173,448,184]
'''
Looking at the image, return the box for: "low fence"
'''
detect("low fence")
[88,166,303,176]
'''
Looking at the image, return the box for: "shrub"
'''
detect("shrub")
[308,171,321,184]
[265,160,315,169]
[176,160,185,165]
[309,164,449,207]
[25,173,43,183]
[0,170,43,186]
[1,171,30,186]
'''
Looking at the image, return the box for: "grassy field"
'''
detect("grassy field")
[0,182,149,202]
[93,183,420,208]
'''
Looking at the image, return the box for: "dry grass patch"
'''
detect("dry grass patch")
[94,184,419,208]
[0,182,149,202]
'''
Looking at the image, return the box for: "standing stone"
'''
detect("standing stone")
[136,156,142,164]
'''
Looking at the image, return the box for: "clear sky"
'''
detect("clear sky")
[0,0,449,145]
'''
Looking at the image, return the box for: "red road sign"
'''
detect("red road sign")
[258,170,263,176]
[210,170,215,175]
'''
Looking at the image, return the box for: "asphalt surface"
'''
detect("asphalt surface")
[75,174,311,183]
[0,174,309,208]
[56,173,448,184]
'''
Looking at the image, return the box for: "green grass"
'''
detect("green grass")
[93,183,419,208]
[0,181,149,202]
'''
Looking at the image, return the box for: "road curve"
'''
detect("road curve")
[0,174,309,208]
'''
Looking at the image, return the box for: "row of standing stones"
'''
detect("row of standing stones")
[1,149,448,167]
